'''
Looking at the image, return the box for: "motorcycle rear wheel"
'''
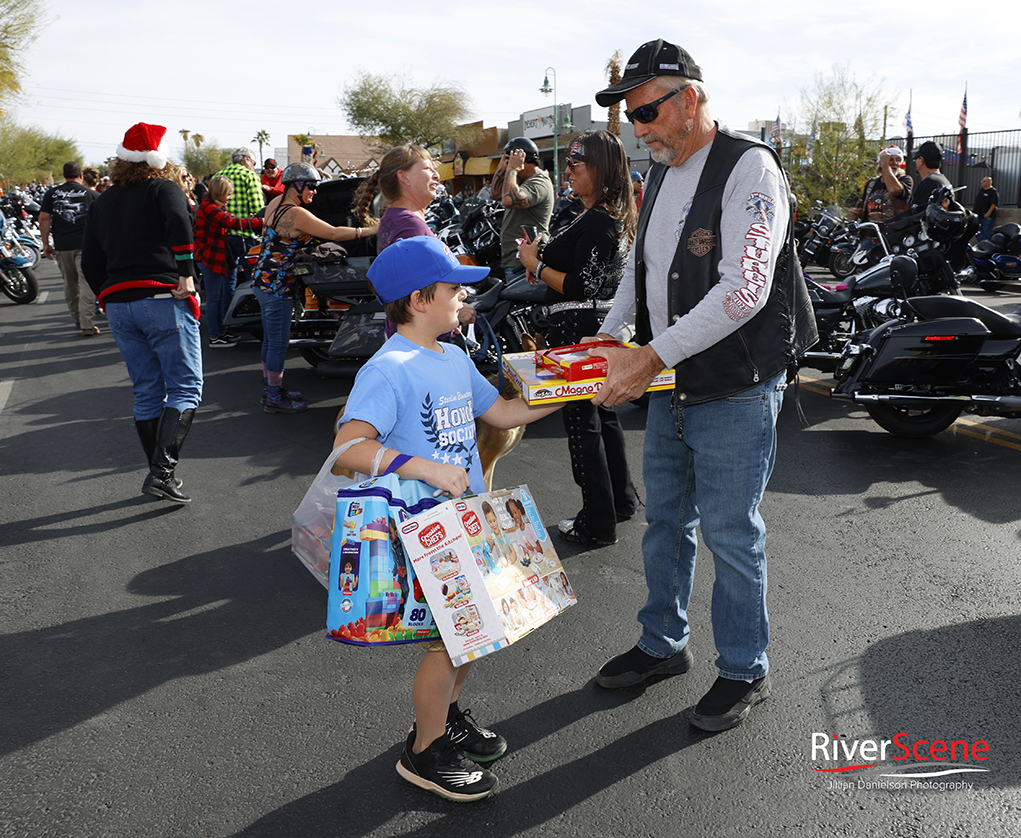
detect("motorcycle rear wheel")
[2,266,40,304]
[828,248,856,280]
[865,403,962,438]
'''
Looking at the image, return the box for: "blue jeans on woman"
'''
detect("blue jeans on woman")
[253,285,294,372]
[197,262,237,340]
[636,372,786,681]
[106,297,203,420]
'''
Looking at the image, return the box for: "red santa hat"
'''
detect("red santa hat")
[116,122,170,169]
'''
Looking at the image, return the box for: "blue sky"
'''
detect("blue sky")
[15,0,1019,165]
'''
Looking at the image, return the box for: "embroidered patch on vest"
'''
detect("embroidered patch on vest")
[687,228,717,257]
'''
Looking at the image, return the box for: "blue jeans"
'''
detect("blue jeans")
[254,286,294,373]
[977,217,994,242]
[198,261,237,340]
[637,372,786,680]
[106,297,203,420]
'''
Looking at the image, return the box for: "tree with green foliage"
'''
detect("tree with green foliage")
[339,71,480,154]
[0,116,79,185]
[786,64,898,211]
[0,0,43,115]
[180,133,230,179]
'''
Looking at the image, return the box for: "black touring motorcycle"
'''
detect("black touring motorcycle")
[830,254,1021,438]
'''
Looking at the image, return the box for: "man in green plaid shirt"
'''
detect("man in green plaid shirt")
[214,148,265,244]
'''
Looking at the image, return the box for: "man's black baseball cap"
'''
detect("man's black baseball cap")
[595,39,703,107]
[913,141,944,167]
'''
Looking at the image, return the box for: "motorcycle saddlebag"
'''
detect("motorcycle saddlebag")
[863,318,988,385]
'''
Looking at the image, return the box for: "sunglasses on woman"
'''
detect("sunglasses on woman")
[625,86,688,125]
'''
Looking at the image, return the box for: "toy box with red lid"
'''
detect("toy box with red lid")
[502,341,675,405]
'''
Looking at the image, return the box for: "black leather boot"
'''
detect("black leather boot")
[142,407,195,503]
[136,417,183,490]
[135,418,159,463]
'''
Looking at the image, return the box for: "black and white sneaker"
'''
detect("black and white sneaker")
[396,731,498,802]
[209,334,237,348]
[446,705,507,762]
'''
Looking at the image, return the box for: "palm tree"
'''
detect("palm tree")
[604,51,622,137]
[192,134,203,148]
[252,130,271,166]
[179,128,190,146]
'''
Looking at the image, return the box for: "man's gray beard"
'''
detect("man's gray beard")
[649,144,676,165]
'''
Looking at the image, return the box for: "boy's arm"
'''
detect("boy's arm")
[478,396,562,430]
[332,419,472,498]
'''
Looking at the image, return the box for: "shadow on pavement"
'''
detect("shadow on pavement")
[230,686,702,838]
[859,615,1021,788]
[0,531,321,757]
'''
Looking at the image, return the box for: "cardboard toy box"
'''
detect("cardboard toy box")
[397,485,576,666]
[502,345,675,405]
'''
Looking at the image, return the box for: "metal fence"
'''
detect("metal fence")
[865,130,1021,207]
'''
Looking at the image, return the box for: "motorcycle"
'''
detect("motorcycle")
[801,191,972,371]
[831,254,1021,438]
[442,195,504,276]
[798,202,852,277]
[0,189,42,269]
[222,183,545,377]
[962,222,1021,288]
[0,208,40,304]
[829,186,975,285]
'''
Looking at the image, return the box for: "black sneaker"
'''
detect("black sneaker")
[209,335,237,348]
[690,674,771,732]
[596,644,693,688]
[557,519,617,547]
[446,706,507,762]
[396,731,498,802]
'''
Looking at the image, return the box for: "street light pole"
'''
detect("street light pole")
[540,67,558,194]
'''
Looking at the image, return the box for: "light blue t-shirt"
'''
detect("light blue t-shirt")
[341,333,500,494]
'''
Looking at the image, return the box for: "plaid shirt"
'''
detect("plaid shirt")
[213,162,264,239]
[193,198,263,275]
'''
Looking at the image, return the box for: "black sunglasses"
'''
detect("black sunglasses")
[625,86,688,125]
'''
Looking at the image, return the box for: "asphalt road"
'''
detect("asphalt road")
[3,261,1021,837]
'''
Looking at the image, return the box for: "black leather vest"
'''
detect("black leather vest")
[634,125,816,405]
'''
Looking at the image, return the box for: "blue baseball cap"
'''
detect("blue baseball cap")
[367,236,491,304]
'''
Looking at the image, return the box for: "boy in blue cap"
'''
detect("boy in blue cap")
[333,236,562,801]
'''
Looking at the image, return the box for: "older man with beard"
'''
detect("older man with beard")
[585,39,816,731]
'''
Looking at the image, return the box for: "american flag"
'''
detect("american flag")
[957,86,967,153]
[770,111,782,151]
[904,91,913,134]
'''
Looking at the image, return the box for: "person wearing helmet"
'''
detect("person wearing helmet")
[251,161,379,413]
[847,146,911,225]
[489,137,554,281]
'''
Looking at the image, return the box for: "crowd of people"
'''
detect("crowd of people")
[44,34,1010,806]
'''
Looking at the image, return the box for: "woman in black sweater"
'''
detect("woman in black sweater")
[82,122,202,504]
[517,129,639,546]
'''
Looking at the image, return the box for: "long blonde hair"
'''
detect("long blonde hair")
[353,144,432,226]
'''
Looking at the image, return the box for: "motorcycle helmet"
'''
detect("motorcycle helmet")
[504,137,540,165]
[925,202,967,240]
[281,162,321,185]
[281,162,321,196]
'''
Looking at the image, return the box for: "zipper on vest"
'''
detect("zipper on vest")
[737,331,760,383]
